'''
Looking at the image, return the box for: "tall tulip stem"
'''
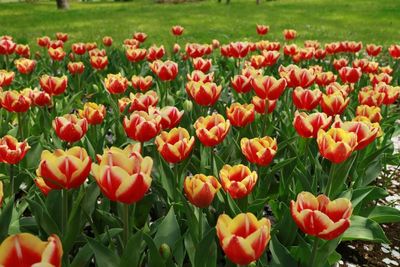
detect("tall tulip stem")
[198,208,203,241]
[123,203,130,246]
[17,112,23,139]
[309,237,320,267]
[9,164,14,196]
[62,189,69,235]
[210,146,215,176]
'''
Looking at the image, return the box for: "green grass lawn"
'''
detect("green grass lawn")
[0,0,399,48]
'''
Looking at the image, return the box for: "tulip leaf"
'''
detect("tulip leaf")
[120,230,144,267]
[25,196,60,236]
[143,232,166,267]
[343,186,388,208]
[0,197,14,242]
[153,206,181,249]
[342,215,389,243]
[184,231,196,265]
[269,235,297,267]
[87,236,120,267]
[363,205,400,224]
[194,228,217,267]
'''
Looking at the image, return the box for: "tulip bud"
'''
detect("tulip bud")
[159,243,171,260]
[183,99,193,113]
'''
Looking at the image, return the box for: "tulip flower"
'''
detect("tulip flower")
[0,135,30,164]
[212,39,220,49]
[291,191,352,240]
[184,174,220,208]
[186,81,222,106]
[34,177,53,196]
[90,55,108,70]
[315,71,336,86]
[185,43,212,58]
[374,83,400,105]
[285,67,316,88]
[67,61,85,75]
[333,58,348,71]
[293,111,332,138]
[104,73,129,94]
[317,128,357,163]
[15,44,30,58]
[320,92,350,116]
[194,113,231,147]
[229,42,250,58]
[358,87,385,106]
[131,75,153,91]
[314,48,326,59]
[102,36,113,46]
[124,38,140,48]
[0,90,31,113]
[262,50,280,66]
[241,136,277,166]
[158,106,184,129]
[370,73,392,86]
[0,70,15,87]
[37,36,50,48]
[171,25,184,36]
[388,44,400,59]
[220,164,257,199]
[79,102,106,125]
[128,90,159,112]
[187,70,214,83]
[91,146,153,204]
[251,96,277,114]
[0,233,63,267]
[292,87,322,110]
[231,75,252,94]
[356,105,382,123]
[216,212,271,265]
[155,127,195,163]
[256,24,269,35]
[36,147,92,189]
[226,103,255,128]
[39,74,68,96]
[251,75,287,100]
[338,67,362,84]
[283,29,297,40]
[0,38,16,55]
[250,55,267,69]
[173,43,181,54]
[193,57,212,73]
[89,48,105,57]
[14,58,36,74]
[283,44,298,56]
[123,110,161,142]
[126,48,147,62]
[55,32,68,42]
[49,40,64,49]
[133,32,148,43]
[52,114,88,143]
[48,47,66,61]
[149,60,178,81]
[146,45,165,61]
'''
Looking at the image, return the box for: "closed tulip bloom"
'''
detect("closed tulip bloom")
[193,57,212,72]
[314,48,326,59]
[37,147,92,189]
[0,135,30,164]
[250,55,267,69]
[356,105,382,123]
[325,82,351,97]
[220,164,258,199]
[34,177,53,196]
[146,45,165,61]
[370,73,392,86]
[159,106,184,129]
[229,42,250,58]
[37,36,50,48]
[0,70,15,87]
[315,71,336,86]
[48,47,66,61]
[186,43,211,58]
[171,25,184,36]
[131,75,153,91]
[88,48,105,57]
[251,96,277,114]
[374,83,400,105]
[79,102,106,125]
[283,44,298,56]
[216,213,271,265]
[52,114,88,143]
[55,32,68,42]
[388,44,400,59]
[129,90,159,112]
[123,38,140,48]
[261,50,280,66]
[104,73,128,94]
[292,87,322,110]
[226,103,255,128]
[194,113,230,147]
[15,44,30,58]
[231,75,252,94]
[126,48,147,62]
[285,67,316,88]
[291,192,352,240]
[317,128,357,163]
[14,58,36,74]
[123,110,161,142]
[150,60,178,81]
[0,233,63,267]
[256,24,269,35]
[338,67,362,84]
[333,58,348,71]
[90,55,108,70]
[102,36,113,46]
[321,92,350,116]
[251,75,287,100]
[71,42,86,55]
[40,74,68,96]
[332,117,379,150]
[91,146,153,204]
[293,111,332,138]
[358,87,385,106]
[155,127,195,163]
[0,90,31,113]
[283,29,297,40]
[49,40,64,49]
[184,174,220,208]
[187,70,214,83]
[173,43,181,54]
[186,81,222,106]
[0,38,16,55]
[133,32,148,43]
[241,136,277,166]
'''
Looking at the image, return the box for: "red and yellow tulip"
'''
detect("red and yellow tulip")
[317,128,357,163]
[194,113,230,147]
[52,114,88,143]
[220,164,257,199]
[226,103,255,128]
[40,74,68,96]
[155,127,195,163]
[184,174,221,208]
[123,110,161,142]
[241,136,277,166]
[0,135,30,164]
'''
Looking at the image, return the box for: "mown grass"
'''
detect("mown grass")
[0,0,399,48]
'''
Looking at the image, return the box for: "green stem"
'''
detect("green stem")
[10,164,14,196]
[325,163,337,198]
[210,146,215,176]
[123,203,130,247]
[62,189,69,235]
[198,208,203,241]
[309,237,320,267]
[17,112,23,139]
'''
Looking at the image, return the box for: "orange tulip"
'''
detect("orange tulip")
[320,92,350,116]
[256,24,269,35]
[91,146,152,204]
[184,174,220,208]
[0,90,31,113]
[186,81,222,106]
[104,73,129,94]
[14,58,36,74]
[0,70,15,87]
[67,61,85,75]
[292,87,322,110]
[133,32,148,43]
[291,192,352,240]
[231,75,252,94]
[293,111,332,138]
[146,45,165,61]
[251,96,277,114]
[355,105,382,123]
[48,47,66,61]
[79,102,106,125]
[102,36,113,46]
[128,90,159,112]
[155,127,195,163]
[251,75,287,100]
[149,60,178,81]
[193,57,212,73]
[220,164,257,199]
[90,55,108,70]
[131,75,153,92]
[123,110,161,142]
[241,136,277,166]
[0,233,63,267]
[194,113,230,147]
[226,103,255,128]
[171,25,184,36]
[158,106,184,129]
[0,135,30,164]
[283,29,297,40]
[216,213,271,265]
[37,147,92,189]
[39,74,68,96]
[358,87,385,106]
[126,48,147,62]
[317,128,357,163]
[52,114,88,143]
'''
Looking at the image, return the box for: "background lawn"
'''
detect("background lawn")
[0,0,399,48]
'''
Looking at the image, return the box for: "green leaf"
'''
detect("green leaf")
[25,197,60,236]
[0,197,14,242]
[342,215,389,243]
[347,186,388,208]
[269,235,297,267]
[120,231,143,267]
[86,237,120,267]
[365,206,400,224]
[194,228,217,267]
[143,232,165,267]
[153,207,181,249]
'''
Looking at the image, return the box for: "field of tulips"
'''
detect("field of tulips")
[0,25,399,267]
